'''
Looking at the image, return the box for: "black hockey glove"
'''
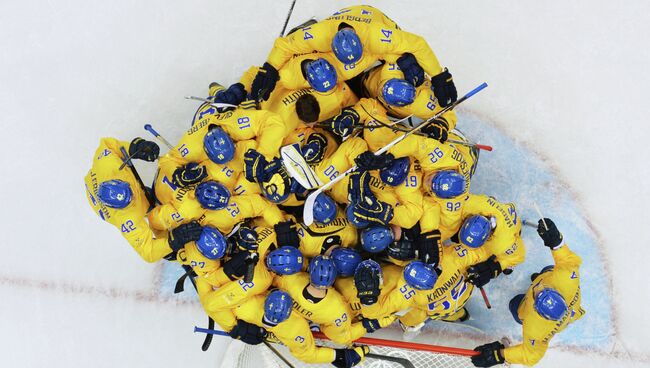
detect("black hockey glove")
[222,250,250,281]
[273,221,300,248]
[471,341,505,367]
[129,137,160,162]
[231,226,259,252]
[300,132,328,164]
[168,221,203,252]
[347,170,373,204]
[430,68,458,108]
[537,218,563,249]
[330,107,360,138]
[415,230,442,266]
[214,83,247,106]
[251,62,279,102]
[228,320,267,345]
[352,199,394,226]
[171,162,207,188]
[387,237,416,261]
[243,149,269,183]
[361,318,382,333]
[333,346,369,368]
[354,151,395,171]
[420,118,449,143]
[354,263,382,305]
[467,255,502,288]
[396,53,425,87]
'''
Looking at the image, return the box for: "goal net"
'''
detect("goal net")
[222,333,476,368]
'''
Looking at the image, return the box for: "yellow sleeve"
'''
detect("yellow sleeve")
[146,201,195,231]
[315,137,367,185]
[266,22,339,70]
[503,326,549,366]
[552,244,582,270]
[363,24,444,77]
[196,278,238,332]
[273,314,336,364]
[238,66,260,92]
[391,166,424,228]
[419,197,441,233]
[278,57,310,91]
[361,279,414,319]
[118,214,172,263]
[248,109,288,159]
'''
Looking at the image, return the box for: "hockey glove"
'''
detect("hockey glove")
[396,53,425,87]
[129,137,160,162]
[420,118,449,143]
[537,218,563,249]
[361,318,382,333]
[243,149,269,183]
[168,221,203,252]
[301,132,328,164]
[354,151,395,172]
[347,170,373,204]
[273,220,300,248]
[171,163,207,188]
[471,341,505,367]
[354,263,382,305]
[415,230,442,266]
[214,83,247,106]
[251,62,279,102]
[467,255,502,288]
[228,320,267,345]
[222,250,250,280]
[352,199,394,226]
[387,237,416,261]
[330,107,360,138]
[333,346,369,368]
[430,68,458,108]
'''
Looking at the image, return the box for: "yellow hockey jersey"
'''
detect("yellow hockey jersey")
[273,272,366,345]
[504,245,585,366]
[296,208,359,257]
[324,5,401,29]
[84,138,172,263]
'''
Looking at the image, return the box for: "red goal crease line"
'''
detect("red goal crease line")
[312,331,479,357]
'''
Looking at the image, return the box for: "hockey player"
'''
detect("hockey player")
[218,290,370,367]
[197,239,305,333]
[251,12,456,106]
[273,256,392,345]
[84,137,203,263]
[418,170,469,240]
[174,226,228,284]
[148,180,285,234]
[471,218,585,367]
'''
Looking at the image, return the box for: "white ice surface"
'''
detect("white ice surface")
[1,0,649,367]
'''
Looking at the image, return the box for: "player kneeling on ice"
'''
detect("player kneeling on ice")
[471,218,585,367]
[85,137,204,263]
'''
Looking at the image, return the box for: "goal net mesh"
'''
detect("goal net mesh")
[228,337,474,368]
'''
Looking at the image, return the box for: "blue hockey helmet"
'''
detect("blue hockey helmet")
[381,78,416,107]
[196,226,227,260]
[266,246,304,275]
[309,255,337,289]
[403,261,437,290]
[313,193,337,225]
[459,215,491,248]
[97,180,132,209]
[305,58,337,93]
[379,157,410,186]
[346,204,370,229]
[361,225,394,253]
[264,290,293,325]
[195,181,230,210]
[430,170,466,198]
[332,28,363,64]
[534,288,568,321]
[330,247,362,277]
[203,126,235,164]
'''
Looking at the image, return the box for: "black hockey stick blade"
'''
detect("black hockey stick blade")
[201,317,215,351]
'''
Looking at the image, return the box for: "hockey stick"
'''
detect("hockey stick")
[184,95,238,109]
[303,82,488,225]
[280,0,297,37]
[144,124,174,150]
[522,219,537,228]
[532,202,548,230]
[479,286,492,309]
[448,139,493,152]
[119,147,155,207]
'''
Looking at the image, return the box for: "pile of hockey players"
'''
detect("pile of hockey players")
[84,5,585,368]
